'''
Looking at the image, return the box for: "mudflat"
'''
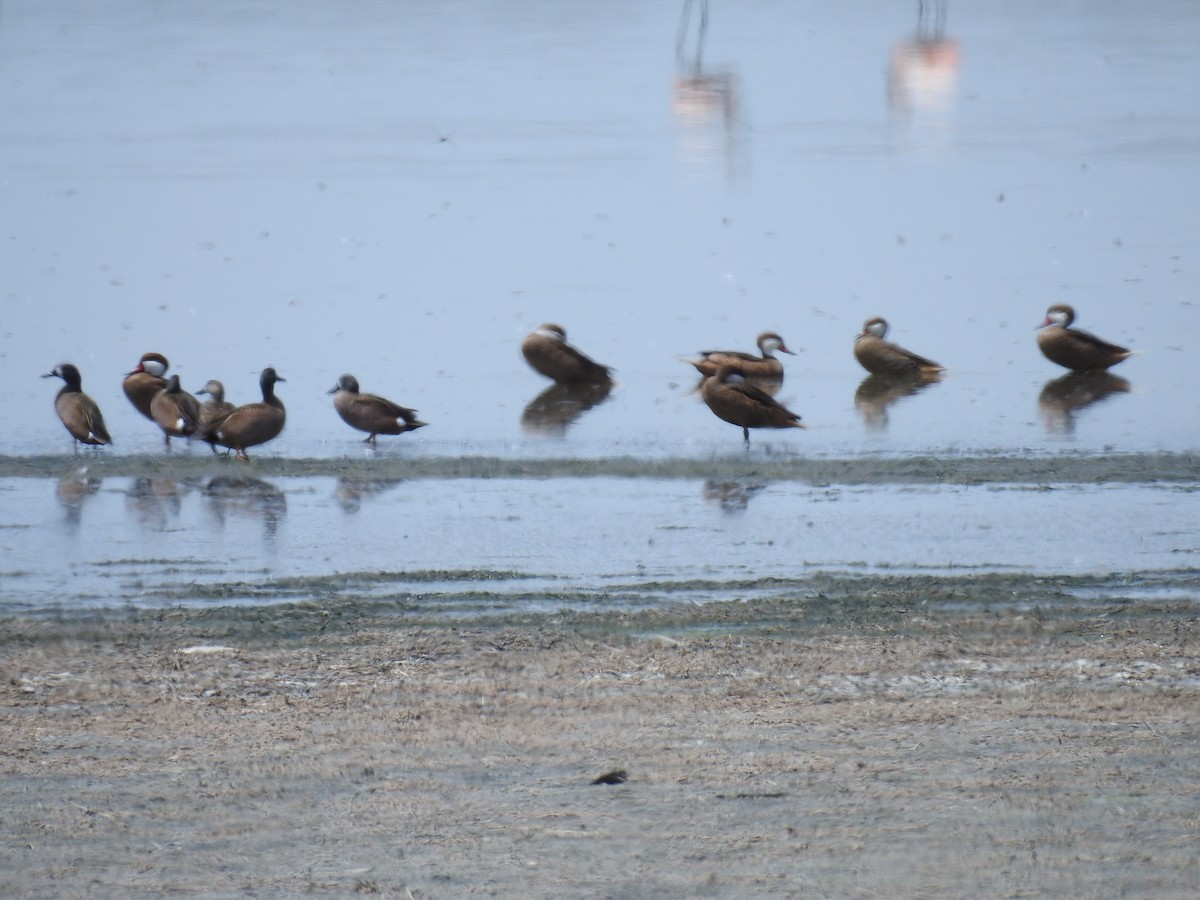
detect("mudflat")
[2,587,1197,898]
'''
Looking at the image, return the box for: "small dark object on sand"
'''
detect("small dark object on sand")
[591,769,628,785]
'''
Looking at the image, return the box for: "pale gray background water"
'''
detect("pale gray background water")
[1,0,1197,457]
[1,2,1197,615]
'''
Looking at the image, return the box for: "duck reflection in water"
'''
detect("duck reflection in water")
[205,476,286,538]
[1038,371,1131,437]
[854,373,941,431]
[888,0,961,117]
[703,479,767,513]
[56,466,102,528]
[125,475,193,531]
[521,381,613,437]
[334,477,403,514]
[673,0,743,175]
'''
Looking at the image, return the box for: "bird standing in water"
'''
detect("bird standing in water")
[194,380,236,454]
[44,363,112,449]
[328,374,427,445]
[149,374,201,446]
[700,364,805,446]
[122,352,170,421]
[211,368,286,461]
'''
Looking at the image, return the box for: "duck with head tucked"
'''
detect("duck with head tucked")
[521,323,613,385]
[1036,303,1132,371]
[853,317,944,378]
[686,331,796,382]
[212,367,286,461]
[150,375,201,446]
[44,363,112,449]
[328,374,427,445]
[700,364,806,446]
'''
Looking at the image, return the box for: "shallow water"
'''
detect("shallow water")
[1,3,1198,615]
[2,464,1196,616]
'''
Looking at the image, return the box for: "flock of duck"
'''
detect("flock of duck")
[44,303,1133,454]
[42,358,426,460]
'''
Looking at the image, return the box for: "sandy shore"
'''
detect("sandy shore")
[2,593,1198,898]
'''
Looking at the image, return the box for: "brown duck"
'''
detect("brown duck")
[521,324,613,384]
[1036,304,1132,371]
[700,364,806,445]
[854,317,943,377]
[328,374,428,445]
[149,374,201,446]
[194,380,236,454]
[122,352,170,420]
[44,363,112,449]
[212,368,286,461]
[687,331,796,380]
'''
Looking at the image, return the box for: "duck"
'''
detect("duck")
[853,317,943,378]
[211,368,286,461]
[700,364,806,445]
[194,380,236,454]
[122,352,170,420]
[521,323,613,384]
[328,374,427,445]
[149,374,201,446]
[686,331,796,380]
[43,363,112,448]
[1036,304,1132,371]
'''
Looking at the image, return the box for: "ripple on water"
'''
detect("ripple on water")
[0,459,1196,617]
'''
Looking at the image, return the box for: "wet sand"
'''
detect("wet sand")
[2,450,1198,483]
[2,580,1197,898]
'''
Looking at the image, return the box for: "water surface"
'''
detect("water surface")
[1,2,1197,616]
[2,465,1195,616]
